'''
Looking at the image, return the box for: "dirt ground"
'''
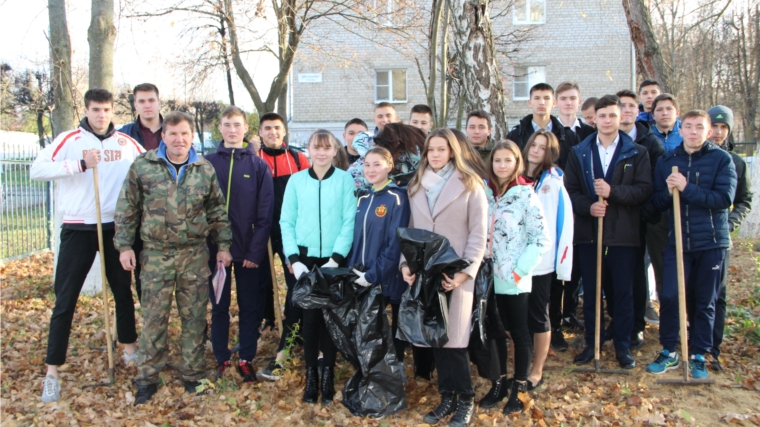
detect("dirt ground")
[1,241,759,426]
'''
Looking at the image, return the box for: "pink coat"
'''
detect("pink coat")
[402,169,488,348]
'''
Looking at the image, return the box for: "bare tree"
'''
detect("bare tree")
[88,0,116,91]
[622,0,672,92]
[48,0,76,137]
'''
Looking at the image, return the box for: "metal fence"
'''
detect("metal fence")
[1,140,54,261]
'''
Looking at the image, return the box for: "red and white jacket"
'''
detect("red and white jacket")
[30,123,145,225]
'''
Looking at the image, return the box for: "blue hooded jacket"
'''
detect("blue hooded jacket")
[652,119,683,154]
[205,142,274,264]
[649,141,736,252]
[347,182,410,303]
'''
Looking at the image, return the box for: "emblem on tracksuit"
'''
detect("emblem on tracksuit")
[375,204,387,217]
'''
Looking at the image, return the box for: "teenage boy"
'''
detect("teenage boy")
[409,104,434,134]
[120,83,163,302]
[205,106,274,382]
[581,97,598,128]
[373,102,398,133]
[33,89,143,403]
[256,112,311,381]
[706,106,752,370]
[652,94,683,154]
[508,83,578,169]
[343,118,368,164]
[565,95,652,369]
[556,82,595,141]
[637,80,661,123]
[645,111,736,379]
[465,109,494,163]
[617,89,665,348]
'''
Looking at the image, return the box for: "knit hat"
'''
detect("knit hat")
[707,106,734,132]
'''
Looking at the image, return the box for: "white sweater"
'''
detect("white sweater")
[30,125,145,224]
[532,167,574,280]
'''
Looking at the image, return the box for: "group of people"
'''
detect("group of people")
[32,78,750,426]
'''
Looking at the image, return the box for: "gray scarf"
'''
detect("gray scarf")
[422,161,455,214]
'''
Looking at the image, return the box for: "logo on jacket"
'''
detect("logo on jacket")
[375,204,387,218]
[541,184,551,193]
[117,138,127,146]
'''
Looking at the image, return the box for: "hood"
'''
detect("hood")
[488,174,533,195]
[80,117,116,140]
[261,142,294,157]
[146,140,202,164]
[215,140,256,157]
[673,139,721,159]
[634,121,655,143]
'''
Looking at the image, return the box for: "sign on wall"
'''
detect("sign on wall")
[298,73,323,83]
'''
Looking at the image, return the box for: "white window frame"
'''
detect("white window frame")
[513,0,546,25]
[512,66,546,101]
[375,69,408,103]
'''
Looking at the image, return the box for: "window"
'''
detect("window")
[375,70,407,103]
[513,66,546,101]
[513,0,546,25]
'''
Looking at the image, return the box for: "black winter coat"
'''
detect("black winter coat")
[564,131,652,247]
[722,140,753,232]
[507,115,579,170]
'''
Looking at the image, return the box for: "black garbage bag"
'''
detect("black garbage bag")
[395,228,470,348]
[467,258,508,380]
[293,266,407,417]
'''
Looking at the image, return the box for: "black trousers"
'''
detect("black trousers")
[632,221,649,334]
[646,215,669,298]
[712,249,730,358]
[385,297,405,362]
[46,228,137,366]
[300,254,337,369]
[432,347,473,396]
[271,239,301,353]
[495,293,532,381]
[549,250,581,329]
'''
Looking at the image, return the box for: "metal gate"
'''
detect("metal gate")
[1,140,53,261]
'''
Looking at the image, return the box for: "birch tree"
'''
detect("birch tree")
[48,0,76,137]
[88,0,116,91]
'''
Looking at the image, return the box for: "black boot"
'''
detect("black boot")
[550,328,569,352]
[320,366,335,404]
[423,392,458,424]
[302,366,320,403]
[478,377,508,408]
[502,380,527,415]
[449,393,475,426]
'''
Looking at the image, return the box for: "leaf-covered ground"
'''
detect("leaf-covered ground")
[1,242,759,426]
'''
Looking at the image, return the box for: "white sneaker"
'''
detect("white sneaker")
[122,350,139,365]
[41,375,61,403]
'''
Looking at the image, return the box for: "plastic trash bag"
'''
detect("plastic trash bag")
[395,228,470,348]
[292,266,407,418]
[467,258,508,380]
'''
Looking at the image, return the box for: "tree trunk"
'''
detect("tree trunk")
[277,78,288,120]
[447,0,507,140]
[622,0,671,93]
[439,2,450,127]
[48,0,76,138]
[88,0,116,92]
[219,16,235,106]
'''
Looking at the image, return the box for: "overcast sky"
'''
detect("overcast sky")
[0,0,278,112]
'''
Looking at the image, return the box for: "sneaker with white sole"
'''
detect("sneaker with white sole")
[646,349,679,374]
[256,359,284,381]
[122,350,139,365]
[41,375,61,403]
[644,301,660,325]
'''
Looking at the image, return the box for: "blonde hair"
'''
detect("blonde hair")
[309,129,339,150]
[366,146,395,168]
[488,140,525,197]
[408,128,485,196]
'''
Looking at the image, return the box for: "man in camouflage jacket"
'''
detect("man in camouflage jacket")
[114,111,232,405]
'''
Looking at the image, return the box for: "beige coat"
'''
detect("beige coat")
[402,169,488,348]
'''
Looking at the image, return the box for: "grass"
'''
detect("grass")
[1,208,51,259]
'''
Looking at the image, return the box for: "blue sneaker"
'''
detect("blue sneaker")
[690,354,709,379]
[646,350,680,374]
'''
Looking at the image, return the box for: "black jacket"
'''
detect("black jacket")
[721,139,753,232]
[575,121,596,142]
[507,115,578,170]
[631,122,665,176]
[564,131,653,247]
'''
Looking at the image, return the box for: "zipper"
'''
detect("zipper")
[361,193,375,265]
[225,149,235,213]
[318,179,323,257]
[709,209,716,242]
[686,155,691,250]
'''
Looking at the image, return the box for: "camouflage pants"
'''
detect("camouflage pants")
[136,244,211,386]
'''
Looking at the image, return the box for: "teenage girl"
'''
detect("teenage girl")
[279,129,357,404]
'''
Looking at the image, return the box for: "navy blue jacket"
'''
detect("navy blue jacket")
[347,182,411,304]
[648,141,736,252]
[205,142,275,264]
[564,131,652,247]
[119,121,142,145]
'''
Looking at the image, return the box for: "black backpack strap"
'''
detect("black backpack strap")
[288,147,302,170]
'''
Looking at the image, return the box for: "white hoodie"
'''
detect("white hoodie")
[532,167,574,280]
[30,125,145,225]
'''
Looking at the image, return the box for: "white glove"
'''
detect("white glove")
[321,258,339,268]
[292,262,309,279]
[353,269,370,287]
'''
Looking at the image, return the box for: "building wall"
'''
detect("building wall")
[288,0,633,144]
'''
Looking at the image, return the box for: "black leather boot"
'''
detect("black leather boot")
[320,366,335,404]
[302,366,320,403]
[423,392,457,424]
[502,380,527,415]
[478,377,508,408]
[449,393,475,426]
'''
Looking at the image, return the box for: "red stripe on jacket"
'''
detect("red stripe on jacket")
[51,130,82,160]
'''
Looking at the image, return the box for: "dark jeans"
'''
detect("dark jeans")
[46,228,137,366]
[712,250,730,358]
[299,254,337,369]
[207,261,268,363]
[432,348,473,396]
[495,293,532,381]
[632,221,649,333]
[646,215,669,298]
[660,247,725,355]
[578,244,636,352]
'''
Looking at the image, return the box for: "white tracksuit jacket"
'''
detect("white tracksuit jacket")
[532,167,574,280]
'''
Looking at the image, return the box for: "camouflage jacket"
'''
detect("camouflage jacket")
[114,142,232,252]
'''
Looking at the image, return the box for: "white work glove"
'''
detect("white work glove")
[292,262,309,279]
[352,269,370,287]
[321,258,339,268]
